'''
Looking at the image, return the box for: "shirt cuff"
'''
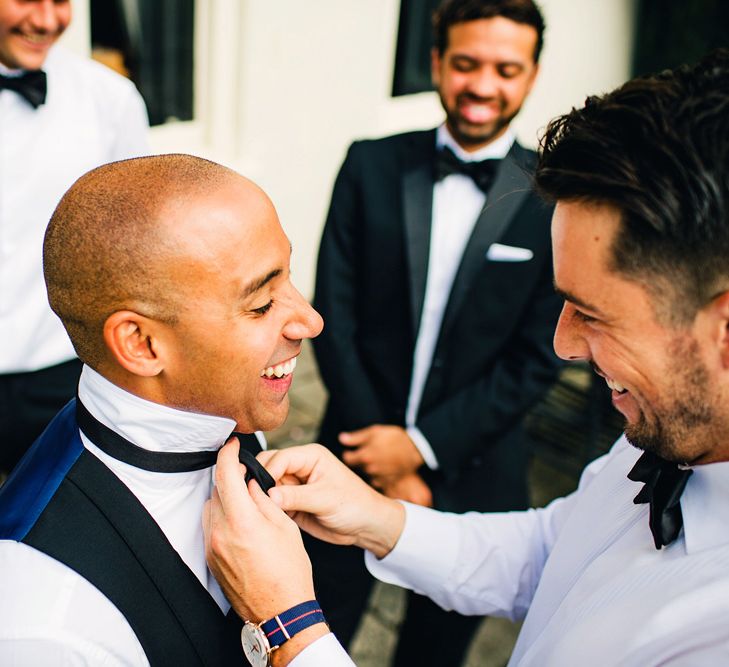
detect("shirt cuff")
[406,426,439,470]
[288,632,355,666]
[365,502,459,591]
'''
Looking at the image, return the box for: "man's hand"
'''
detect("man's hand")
[203,438,316,623]
[339,424,424,478]
[376,472,433,507]
[259,444,406,559]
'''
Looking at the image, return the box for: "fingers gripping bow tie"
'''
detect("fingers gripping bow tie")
[230,432,275,493]
[627,451,692,549]
[435,146,500,193]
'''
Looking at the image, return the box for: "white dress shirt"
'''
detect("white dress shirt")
[0,366,307,667]
[364,435,729,665]
[0,47,148,374]
[405,125,515,469]
[295,436,729,664]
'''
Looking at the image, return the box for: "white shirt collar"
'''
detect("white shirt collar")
[436,123,515,162]
[681,459,729,553]
[0,61,25,76]
[77,365,236,454]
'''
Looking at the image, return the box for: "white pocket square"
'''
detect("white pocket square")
[486,243,533,262]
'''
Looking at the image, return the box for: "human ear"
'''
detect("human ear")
[709,292,729,369]
[102,310,165,377]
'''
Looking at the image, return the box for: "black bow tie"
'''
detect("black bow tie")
[435,146,500,193]
[0,69,47,108]
[627,451,693,549]
[75,399,275,492]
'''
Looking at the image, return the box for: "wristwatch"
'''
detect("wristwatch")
[240,600,326,667]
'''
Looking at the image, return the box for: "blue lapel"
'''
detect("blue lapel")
[0,399,83,540]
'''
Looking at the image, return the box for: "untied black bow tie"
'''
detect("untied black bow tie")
[627,450,692,549]
[435,146,500,193]
[75,399,275,493]
[0,69,47,108]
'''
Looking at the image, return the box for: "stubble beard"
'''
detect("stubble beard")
[624,338,714,463]
[442,94,518,149]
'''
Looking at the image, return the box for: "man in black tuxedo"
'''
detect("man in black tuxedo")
[310,0,562,664]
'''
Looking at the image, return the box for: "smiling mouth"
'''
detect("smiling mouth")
[458,102,500,124]
[15,30,58,45]
[605,376,628,395]
[260,356,297,379]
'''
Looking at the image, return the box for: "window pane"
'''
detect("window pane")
[392,0,441,97]
[632,0,728,76]
[90,0,195,126]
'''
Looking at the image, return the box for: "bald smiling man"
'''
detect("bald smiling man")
[0,154,323,665]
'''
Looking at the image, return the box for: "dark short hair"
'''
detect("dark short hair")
[432,0,545,62]
[536,48,729,324]
[44,154,238,368]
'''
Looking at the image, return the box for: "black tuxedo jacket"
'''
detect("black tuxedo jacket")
[313,129,563,513]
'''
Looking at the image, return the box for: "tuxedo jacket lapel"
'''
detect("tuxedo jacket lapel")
[438,143,532,342]
[402,132,436,336]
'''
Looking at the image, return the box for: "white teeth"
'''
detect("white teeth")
[606,378,625,393]
[21,33,52,44]
[260,356,297,378]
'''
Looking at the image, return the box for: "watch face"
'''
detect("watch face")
[241,622,270,667]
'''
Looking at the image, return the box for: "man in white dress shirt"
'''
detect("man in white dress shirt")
[204,50,729,665]
[0,154,325,665]
[0,0,148,476]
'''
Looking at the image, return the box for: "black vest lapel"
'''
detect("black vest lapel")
[402,135,437,336]
[438,143,532,343]
[24,450,243,667]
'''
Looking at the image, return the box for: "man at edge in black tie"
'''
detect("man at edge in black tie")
[310,1,562,661]
[0,0,149,478]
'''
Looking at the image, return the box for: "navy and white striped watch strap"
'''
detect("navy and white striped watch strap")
[260,600,326,648]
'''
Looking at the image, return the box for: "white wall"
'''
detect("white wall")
[67,0,635,298]
[232,0,444,296]
[514,0,636,145]
[59,0,90,56]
